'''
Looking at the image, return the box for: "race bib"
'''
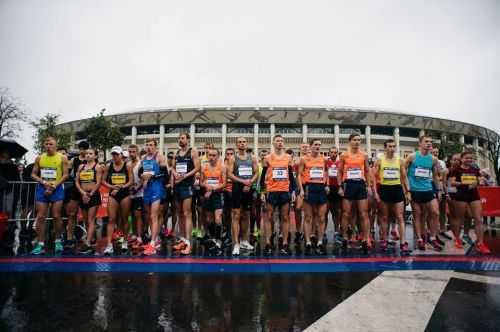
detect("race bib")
[346,168,362,180]
[207,177,220,186]
[383,168,400,180]
[461,175,477,185]
[176,162,188,175]
[272,167,288,181]
[79,170,94,182]
[142,160,154,175]
[328,167,338,178]
[415,167,430,178]
[111,173,126,185]
[41,168,57,181]
[310,167,324,181]
[238,165,253,177]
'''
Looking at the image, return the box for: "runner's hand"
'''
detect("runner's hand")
[260,193,266,203]
[291,191,296,203]
[338,187,344,197]
[405,192,412,202]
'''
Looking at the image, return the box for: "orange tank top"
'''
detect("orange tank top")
[302,155,326,184]
[203,162,223,192]
[265,153,291,192]
[342,151,366,181]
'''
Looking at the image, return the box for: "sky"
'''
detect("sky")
[1,0,500,161]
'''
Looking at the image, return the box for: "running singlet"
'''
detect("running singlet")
[409,151,433,192]
[79,164,97,184]
[234,153,254,180]
[379,155,401,186]
[302,155,326,184]
[39,152,63,185]
[327,158,340,186]
[175,148,195,186]
[131,161,144,198]
[203,162,223,192]
[107,162,128,185]
[142,153,160,178]
[342,151,366,181]
[265,153,291,192]
[449,166,480,191]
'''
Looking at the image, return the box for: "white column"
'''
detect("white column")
[459,135,465,145]
[190,123,195,148]
[221,124,227,155]
[159,125,165,155]
[334,124,340,149]
[270,123,275,152]
[394,127,400,156]
[419,129,425,138]
[254,123,259,155]
[473,137,479,161]
[365,125,372,158]
[131,126,137,144]
[302,124,308,144]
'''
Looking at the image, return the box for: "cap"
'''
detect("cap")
[122,150,129,158]
[111,146,123,155]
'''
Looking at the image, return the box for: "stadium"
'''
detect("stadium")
[58,105,497,168]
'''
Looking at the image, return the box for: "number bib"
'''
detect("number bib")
[461,175,476,185]
[272,167,288,181]
[111,173,126,185]
[414,167,431,178]
[328,167,338,178]
[176,162,188,175]
[41,168,57,182]
[309,167,324,181]
[207,177,220,186]
[383,168,400,180]
[238,165,253,178]
[79,170,94,182]
[143,160,155,175]
[346,168,362,180]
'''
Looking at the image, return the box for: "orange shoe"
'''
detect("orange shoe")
[454,239,463,249]
[142,243,157,256]
[173,239,187,251]
[180,244,192,255]
[476,242,491,255]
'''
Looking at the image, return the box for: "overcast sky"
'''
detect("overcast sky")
[1,0,500,160]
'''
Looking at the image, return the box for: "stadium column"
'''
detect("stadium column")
[254,123,259,154]
[334,124,340,149]
[394,127,400,156]
[459,135,465,145]
[365,125,372,158]
[190,123,195,148]
[159,125,165,155]
[419,129,425,138]
[131,126,137,144]
[302,124,308,143]
[270,123,275,152]
[473,137,479,161]
[222,124,227,155]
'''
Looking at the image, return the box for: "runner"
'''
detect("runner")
[373,139,410,254]
[433,147,452,241]
[128,144,145,249]
[195,143,212,240]
[326,147,342,244]
[297,139,328,255]
[260,134,296,256]
[251,149,268,243]
[404,135,443,251]
[337,132,374,252]
[164,152,176,238]
[74,148,103,254]
[444,153,461,247]
[449,150,491,254]
[222,148,234,248]
[30,136,69,255]
[102,146,133,255]
[228,137,259,256]
[171,133,200,255]
[293,143,309,245]
[200,148,227,255]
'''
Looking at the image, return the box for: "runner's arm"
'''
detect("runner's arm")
[74,164,85,195]
[93,165,103,195]
[30,156,43,184]
[297,157,305,194]
[53,155,69,187]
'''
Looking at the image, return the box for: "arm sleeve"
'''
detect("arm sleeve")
[259,167,268,192]
[288,165,296,193]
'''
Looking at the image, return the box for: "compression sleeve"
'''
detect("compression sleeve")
[259,167,268,192]
[288,165,296,193]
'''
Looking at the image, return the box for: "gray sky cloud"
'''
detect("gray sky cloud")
[1,0,500,159]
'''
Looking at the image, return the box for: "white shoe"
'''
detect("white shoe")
[104,244,114,255]
[240,240,254,251]
[121,241,128,252]
[232,244,240,256]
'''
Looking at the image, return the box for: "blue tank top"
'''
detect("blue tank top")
[409,151,433,192]
[142,153,160,178]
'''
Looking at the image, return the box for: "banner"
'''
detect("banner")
[479,186,500,217]
[96,185,110,218]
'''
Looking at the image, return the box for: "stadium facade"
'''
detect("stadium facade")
[58,105,497,169]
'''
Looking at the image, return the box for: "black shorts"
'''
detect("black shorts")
[343,180,368,201]
[410,191,436,204]
[454,190,481,203]
[203,192,224,211]
[379,185,405,204]
[304,183,328,205]
[109,188,130,202]
[448,192,457,201]
[232,183,254,210]
[267,192,291,207]
[131,197,144,211]
[328,185,341,203]
[79,191,101,210]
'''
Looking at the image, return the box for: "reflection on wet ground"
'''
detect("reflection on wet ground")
[0,272,379,331]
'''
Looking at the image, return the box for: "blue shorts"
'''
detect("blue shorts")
[35,184,65,203]
[143,180,165,205]
[304,183,328,205]
[203,192,224,211]
[267,191,291,207]
[174,184,194,202]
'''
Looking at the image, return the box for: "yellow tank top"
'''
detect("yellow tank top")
[379,155,401,186]
[39,152,63,185]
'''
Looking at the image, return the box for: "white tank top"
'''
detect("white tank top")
[131,161,144,198]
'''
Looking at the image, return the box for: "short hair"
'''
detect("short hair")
[330,146,338,151]
[128,144,138,150]
[179,132,190,140]
[419,135,431,143]
[461,150,474,158]
[348,132,361,141]
[78,141,89,149]
[146,138,157,146]
[57,147,67,153]
[45,136,56,143]
[88,148,99,157]
[285,149,294,155]
[384,139,395,148]
[208,148,219,155]
[246,148,253,154]
[260,149,268,154]
[237,137,247,142]
[309,138,321,145]
[273,134,284,141]
[225,147,235,153]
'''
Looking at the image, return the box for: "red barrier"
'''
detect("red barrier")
[479,186,500,216]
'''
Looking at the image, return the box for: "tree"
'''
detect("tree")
[31,113,73,153]
[0,88,28,138]
[436,140,465,161]
[82,109,124,160]
[482,129,500,185]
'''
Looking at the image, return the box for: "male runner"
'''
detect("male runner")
[326,147,342,243]
[128,144,145,249]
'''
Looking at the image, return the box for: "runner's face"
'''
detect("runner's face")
[385,143,396,154]
[208,151,218,163]
[432,149,439,157]
[421,138,433,151]
[44,139,56,153]
[178,135,188,147]
[225,150,234,160]
[311,141,321,153]
[79,147,86,156]
[300,144,308,154]
[86,149,95,161]
[260,151,267,162]
[452,155,461,166]
[274,137,284,150]
[350,136,361,149]
[237,139,247,151]
[462,153,473,166]
[128,149,137,160]
[112,152,121,162]
[329,149,337,160]
[145,142,156,154]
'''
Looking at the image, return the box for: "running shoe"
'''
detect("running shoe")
[173,239,187,251]
[132,237,143,250]
[463,234,474,246]
[121,241,128,253]
[240,240,254,251]
[400,242,411,255]
[435,236,445,247]
[439,231,453,240]
[166,228,175,239]
[454,239,464,249]
[380,240,388,251]
[55,240,64,254]
[79,243,94,255]
[316,243,326,255]
[417,238,426,251]
[112,230,123,242]
[142,243,156,256]
[222,237,232,249]
[342,238,348,250]
[476,242,491,255]
[180,244,192,255]
[391,230,400,241]
[430,239,443,252]
[311,235,318,246]
[361,240,369,253]
[127,234,137,244]
[232,243,240,256]
[254,229,261,239]
[279,244,292,256]
[305,243,313,256]
[154,239,162,251]
[294,232,303,245]
[335,232,343,244]
[263,244,273,256]
[31,243,45,255]
[64,239,76,251]
[103,244,114,256]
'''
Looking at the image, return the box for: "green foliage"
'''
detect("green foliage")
[31,113,73,153]
[82,109,124,159]
[435,141,465,160]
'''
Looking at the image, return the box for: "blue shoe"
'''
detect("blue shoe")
[55,240,64,254]
[31,243,45,255]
